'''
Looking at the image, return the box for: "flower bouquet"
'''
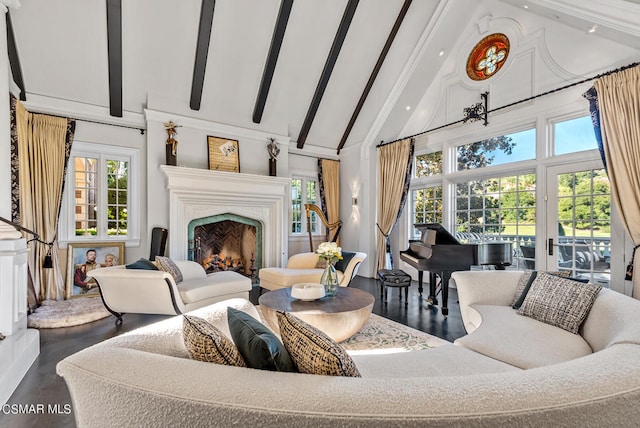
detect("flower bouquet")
[316,242,342,296]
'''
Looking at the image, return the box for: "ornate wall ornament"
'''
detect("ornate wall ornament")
[466,33,510,81]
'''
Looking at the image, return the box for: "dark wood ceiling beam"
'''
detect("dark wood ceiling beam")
[296,0,359,149]
[252,0,294,124]
[190,0,216,111]
[106,0,122,117]
[6,12,26,101]
[336,0,412,155]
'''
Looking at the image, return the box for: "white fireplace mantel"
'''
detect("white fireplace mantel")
[160,166,290,268]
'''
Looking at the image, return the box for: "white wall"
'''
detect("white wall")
[72,121,148,261]
[144,107,291,259]
[345,0,639,279]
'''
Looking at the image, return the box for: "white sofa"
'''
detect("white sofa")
[88,260,251,324]
[57,272,640,427]
[258,251,366,291]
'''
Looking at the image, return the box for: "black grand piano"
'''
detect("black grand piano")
[400,223,512,316]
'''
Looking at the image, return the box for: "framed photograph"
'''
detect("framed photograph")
[208,136,240,173]
[67,242,125,298]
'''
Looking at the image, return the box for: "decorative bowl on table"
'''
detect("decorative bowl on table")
[291,283,325,301]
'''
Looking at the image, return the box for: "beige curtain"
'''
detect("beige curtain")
[594,65,640,298]
[320,159,340,245]
[17,102,71,301]
[376,138,413,272]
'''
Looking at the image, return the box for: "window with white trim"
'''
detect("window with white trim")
[411,186,443,239]
[60,142,140,245]
[291,176,319,234]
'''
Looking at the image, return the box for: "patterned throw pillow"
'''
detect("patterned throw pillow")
[183,315,247,367]
[314,257,328,269]
[517,272,602,334]
[511,270,571,308]
[276,311,360,377]
[155,256,183,284]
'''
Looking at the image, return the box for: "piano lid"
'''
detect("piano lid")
[414,223,460,245]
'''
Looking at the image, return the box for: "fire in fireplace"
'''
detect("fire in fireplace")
[188,214,263,282]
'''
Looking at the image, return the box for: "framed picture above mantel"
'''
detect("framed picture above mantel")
[208,136,240,173]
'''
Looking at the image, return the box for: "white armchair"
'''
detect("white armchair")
[258,252,366,291]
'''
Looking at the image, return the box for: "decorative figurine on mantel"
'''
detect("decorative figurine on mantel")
[267,137,280,177]
[164,121,182,166]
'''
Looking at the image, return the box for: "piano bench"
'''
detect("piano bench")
[378,269,412,307]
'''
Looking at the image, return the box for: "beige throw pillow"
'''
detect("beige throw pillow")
[517,272,602,334]
[276,311,360,377]
[183,315,247,367]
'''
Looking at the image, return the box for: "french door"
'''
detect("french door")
[545,161,614,287]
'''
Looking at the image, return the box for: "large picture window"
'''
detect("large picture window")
[454,174,536,264]
[456,128,535,171]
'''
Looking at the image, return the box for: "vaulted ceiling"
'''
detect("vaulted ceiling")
[8,0,640,154]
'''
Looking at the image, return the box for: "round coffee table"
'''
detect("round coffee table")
[258,287,375,342]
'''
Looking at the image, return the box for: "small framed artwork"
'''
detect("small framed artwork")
[208,136,240,173]
[67,242,125,298]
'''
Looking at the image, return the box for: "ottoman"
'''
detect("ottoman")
[378,269,412,306]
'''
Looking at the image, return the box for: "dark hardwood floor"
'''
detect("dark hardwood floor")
[0,276,465,428]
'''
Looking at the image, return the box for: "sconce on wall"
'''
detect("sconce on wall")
[352,197,358,206]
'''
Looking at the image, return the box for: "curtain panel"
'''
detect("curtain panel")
[593,65,640,299]
[12,98,75,303]
[376,138,415,273]
[582,87,607,171]
[318,159,340,245]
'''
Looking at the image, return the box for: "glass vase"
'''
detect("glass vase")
[320,263,339,297]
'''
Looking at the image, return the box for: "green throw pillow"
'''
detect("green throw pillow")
[227,307,297,372]
[126,258,159,270]
[334,251,356,273]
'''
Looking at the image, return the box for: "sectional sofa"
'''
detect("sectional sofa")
[57,271,640,427]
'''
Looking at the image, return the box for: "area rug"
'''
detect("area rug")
[255,306,448,353]
[341,314,449,353]
[27,297,111,329]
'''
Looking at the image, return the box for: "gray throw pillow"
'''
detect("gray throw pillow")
[511,270,571,308]
[155,256,183,284]
[517,272,602,334]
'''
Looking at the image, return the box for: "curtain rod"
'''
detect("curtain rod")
[289,151,340,162]
[27,109,146,134]
[377,61,639,149]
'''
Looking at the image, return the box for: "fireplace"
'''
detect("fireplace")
[160,166,290,270]
[188,214,263,280]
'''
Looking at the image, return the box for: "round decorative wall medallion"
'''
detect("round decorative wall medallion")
[466,33,510,81]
